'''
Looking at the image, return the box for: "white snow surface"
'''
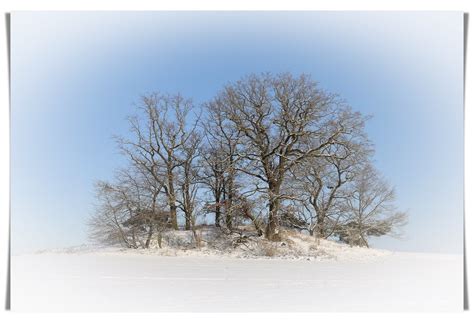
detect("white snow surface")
[11,229,463,312]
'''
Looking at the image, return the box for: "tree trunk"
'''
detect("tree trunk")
[183,169,193,231]
[166,155,179,230]
[157,232,163,249]
[265,183,281,241]
[215,203,221,227]
[317,213,325,237]
[167,169,178,230]
[145,224,154,248]
[184,205,194,230]
[242,202,263,236]
[225,157,235,230]
[265,202,280,240]
[225,177,233,230]
[131,228,138,248]
[214,179,221,227]
[169,201,178,230]
[185,216,190,230]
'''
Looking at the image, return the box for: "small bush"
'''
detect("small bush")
[261,242,278,257]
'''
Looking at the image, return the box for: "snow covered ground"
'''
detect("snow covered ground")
[11,244,463,312]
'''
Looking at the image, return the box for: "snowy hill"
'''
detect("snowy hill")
[35,226,392,262]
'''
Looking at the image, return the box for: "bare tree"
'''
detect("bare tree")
[89,168,169,249]
[286,109,372,239]
[117,93,198,230]
[200,142,226,227]
[89,180,138,248]
[203,98,241,230]
[211,73,350,240]
[177,131,202,230]
[336,164,408,247]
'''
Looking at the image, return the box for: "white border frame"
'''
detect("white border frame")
[0,1,472,322]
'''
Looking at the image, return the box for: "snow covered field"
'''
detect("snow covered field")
[11,248,463,312]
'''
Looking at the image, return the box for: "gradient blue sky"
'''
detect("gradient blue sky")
[11,11,464,254]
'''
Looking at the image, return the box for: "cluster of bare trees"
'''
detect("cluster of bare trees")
[90,73,407,249]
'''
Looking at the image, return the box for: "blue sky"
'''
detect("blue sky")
[11,11,464,254]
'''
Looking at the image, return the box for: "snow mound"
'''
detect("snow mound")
[38,226,392,262]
